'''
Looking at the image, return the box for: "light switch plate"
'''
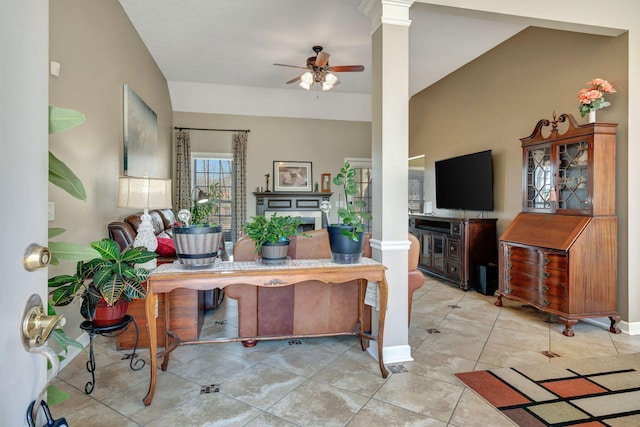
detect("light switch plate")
[48,202,55,221]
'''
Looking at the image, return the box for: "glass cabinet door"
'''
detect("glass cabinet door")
[420,231,445,272]
[556,140,590,213]
[525,146,552,212]
[419,232,432,268]
[432,234,445,271]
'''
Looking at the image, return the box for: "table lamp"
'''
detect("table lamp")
[117,176,172,268]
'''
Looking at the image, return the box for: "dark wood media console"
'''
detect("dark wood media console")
[409,215,497,290]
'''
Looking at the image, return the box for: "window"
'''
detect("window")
[408,169,425,213]
[345,159,372,233]
[192,153,233,241]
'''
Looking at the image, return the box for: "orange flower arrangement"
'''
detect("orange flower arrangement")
[578,78,616,117]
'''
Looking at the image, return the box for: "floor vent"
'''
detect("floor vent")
[214,320,227,325]
[121,353,138,361]
[388,365,408,373]
[448,304,461,309]
[200,384,220,394]
[288,339,302,345]
[426,328,441,334]
[541,351,561,358]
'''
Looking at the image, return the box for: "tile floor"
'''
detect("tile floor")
[51,275,640,426]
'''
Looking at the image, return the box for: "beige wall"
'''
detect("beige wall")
[409,27,629,315]
[49,0,173,334]
[173,112,372,222]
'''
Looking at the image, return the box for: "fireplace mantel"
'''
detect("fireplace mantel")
[255,191,332,228]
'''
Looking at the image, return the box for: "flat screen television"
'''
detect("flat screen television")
[435,149,493,211]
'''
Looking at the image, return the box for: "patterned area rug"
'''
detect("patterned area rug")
[455,354,640,426]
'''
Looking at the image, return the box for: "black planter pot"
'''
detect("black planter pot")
[173,224,223,266]
[327,224,364,264]
[260,240,290,265]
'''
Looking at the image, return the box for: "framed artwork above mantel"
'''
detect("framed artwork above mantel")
[273,161,312,192]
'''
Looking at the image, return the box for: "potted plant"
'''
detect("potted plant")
[48,239,157,327]
[242,213,304,265]
[328,161,372,264]
[173,182,225,266]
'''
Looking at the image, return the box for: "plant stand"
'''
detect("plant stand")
[79,315,144,394]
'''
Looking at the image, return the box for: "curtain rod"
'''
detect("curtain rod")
[174,126,250,133]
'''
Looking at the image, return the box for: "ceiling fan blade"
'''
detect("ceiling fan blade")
[274,63,308,70]
[286,75,301,84]
[315,52,330,67]
[330,65,365,72]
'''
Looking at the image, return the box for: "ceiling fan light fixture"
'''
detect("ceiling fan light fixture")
[300,71,314,85]
[325,73,338,85]
[275,46,364,91]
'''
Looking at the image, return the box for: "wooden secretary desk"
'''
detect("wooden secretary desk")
[496,113,621,337]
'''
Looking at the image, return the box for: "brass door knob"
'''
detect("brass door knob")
[22,294,66,348]
[23,244,51,271]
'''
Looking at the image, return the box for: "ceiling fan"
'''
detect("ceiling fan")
[274,45,365,91]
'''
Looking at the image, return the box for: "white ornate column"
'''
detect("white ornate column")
[360,0,414,363]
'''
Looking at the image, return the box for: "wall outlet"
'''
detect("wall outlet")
[48,202,55,221]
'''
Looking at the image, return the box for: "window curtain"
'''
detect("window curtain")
[231,131,247,242]
[175,129,191,212]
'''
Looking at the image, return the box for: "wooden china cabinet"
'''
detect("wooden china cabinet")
[496,113,620,336]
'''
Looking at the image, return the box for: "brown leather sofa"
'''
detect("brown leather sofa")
[107,209,223,313]
[108,208,176,258]
[108,209,228,349]
[227,229,424,346]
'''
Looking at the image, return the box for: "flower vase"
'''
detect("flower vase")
[588,109,596,123]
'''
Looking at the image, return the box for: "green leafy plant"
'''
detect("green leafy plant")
[48,106,100,265]
[46,106,98,403]
[332,161,372,241]
[190,182,224,225]
[242,213,304,253]
[48,239,157,321]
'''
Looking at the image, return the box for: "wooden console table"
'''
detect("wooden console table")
[143,258,389,406]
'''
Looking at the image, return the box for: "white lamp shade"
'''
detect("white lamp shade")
[299,81,311,90]
[117,176,172,209]
[300,71,314,84]
[325,73,338,85]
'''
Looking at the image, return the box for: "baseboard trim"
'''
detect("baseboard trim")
[582,317,640,336]
[366,343,413,364]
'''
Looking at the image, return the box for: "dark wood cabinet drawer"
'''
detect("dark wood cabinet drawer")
[539,252,567,270]
[447,238,461,260]
[505,260,537,277]
[507,262,568,283]
[508,280,566,311]
[450,222,462,236]
[540,281,566,300]
[507,246,567,270]
[506,279,538,301]
[507,246,538,263]
[445,260,462,280]
[506,276,566,311]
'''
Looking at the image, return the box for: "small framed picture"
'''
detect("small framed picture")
[273,161,312,192]
[321,173,331,192]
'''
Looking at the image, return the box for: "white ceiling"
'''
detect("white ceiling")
[119,0,527,120]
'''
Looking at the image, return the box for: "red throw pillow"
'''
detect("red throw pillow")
[156,238,176,257]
